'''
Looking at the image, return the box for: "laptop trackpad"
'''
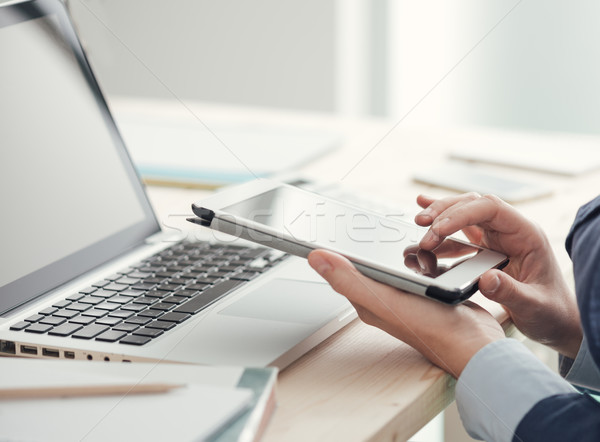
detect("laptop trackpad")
[219,279,348,325]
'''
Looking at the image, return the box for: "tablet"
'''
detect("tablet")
[188,180,508,304]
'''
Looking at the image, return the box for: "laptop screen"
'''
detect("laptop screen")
[0,0,160,316]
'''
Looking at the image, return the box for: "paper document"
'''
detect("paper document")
[0,358,256,442]
[116,114,341,188]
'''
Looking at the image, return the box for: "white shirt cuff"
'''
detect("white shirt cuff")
[563,336,600,391]
[456,338,576,442]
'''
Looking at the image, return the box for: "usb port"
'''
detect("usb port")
[64,351,75,359]
[20,345,38,355]
[0,340,16,354]
[42,348,59,358]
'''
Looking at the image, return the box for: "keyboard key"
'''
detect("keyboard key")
[108,309,135,319]
[194,277,218,284]
[103,282,127,292]
[150,302,173,311]
[183,285,209,292]
[95,330,127,342]
[156,283,182,292]
[81,309,108,318]
[127,271,152,279]
[66,293,85,302]
[124,316,152,326]
[132,297,157,306]
[121,303,146,312]
[52,299,71,308]
[115,276,140,285]
[156,312,190,323]
[92,289,117,299]
[162,296,186,305]
[106,295,132,305]
[92,280,111,288]
[69,315,96,325]
[24,323,52,334]
[174,279,244,315]
[112,323,140,333]
[242,248,267,258]
[137,309,163,319]
[94,302,120,311]
[72,324,109,339]
[131,283,156,291]
[10,321,30,331]
[38,307,58,315]
[119,289,144,297]
[65,302,92,312]
[78,286,97,295]
[120,335,151,346]
[155,271,178,278]
[53,309,79,319]
[95,316,122,327]
[25,314,44,323]
[48,323,83,336]
[39,316,67,326]
[132,328,163,338]
[230,272,260,281]
[146,320,176,331]
[143,289,169,299]
[79,295,104,305]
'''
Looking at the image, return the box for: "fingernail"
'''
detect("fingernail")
[422,229,438,244]
[487,275,500,294]
[310,254,333,276]
[418,208,432,218]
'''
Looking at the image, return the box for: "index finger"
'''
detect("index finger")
[419,195,509,250]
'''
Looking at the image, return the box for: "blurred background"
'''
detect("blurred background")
[65,0,600,134]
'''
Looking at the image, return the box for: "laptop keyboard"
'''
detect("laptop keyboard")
[10,242,287,346]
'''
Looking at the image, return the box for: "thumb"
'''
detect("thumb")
[479,269,525,309]
[308,249,372,303]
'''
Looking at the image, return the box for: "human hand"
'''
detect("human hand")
[308,249,505,377]
[415,193,582,358]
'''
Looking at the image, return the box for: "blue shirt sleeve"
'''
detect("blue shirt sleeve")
[514,393,600,442]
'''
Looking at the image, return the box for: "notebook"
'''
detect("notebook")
[0,358,277,442]
[0,0,354,368]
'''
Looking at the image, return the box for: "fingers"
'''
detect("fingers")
[417,194,520,250]
[415,192,481,226]
[479,269,528,309]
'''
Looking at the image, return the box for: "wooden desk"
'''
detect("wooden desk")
[114,98,600,441]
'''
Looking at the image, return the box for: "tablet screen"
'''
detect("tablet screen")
[223,186,481,278]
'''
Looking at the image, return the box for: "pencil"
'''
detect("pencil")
[0,383,184,400]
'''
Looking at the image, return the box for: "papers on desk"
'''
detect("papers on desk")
[449,130,600,176]
[115,113,341,188]
[0,358,277,442]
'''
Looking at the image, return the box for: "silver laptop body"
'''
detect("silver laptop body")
[0,0,354,368]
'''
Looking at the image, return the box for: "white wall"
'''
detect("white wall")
[388,0,600,134]
[67,0,336,112]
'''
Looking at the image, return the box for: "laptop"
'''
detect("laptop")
[0,0,354,368]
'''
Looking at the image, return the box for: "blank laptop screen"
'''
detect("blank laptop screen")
[0,1,159,315]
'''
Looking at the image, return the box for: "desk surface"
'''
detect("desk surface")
[114,98,600,441]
